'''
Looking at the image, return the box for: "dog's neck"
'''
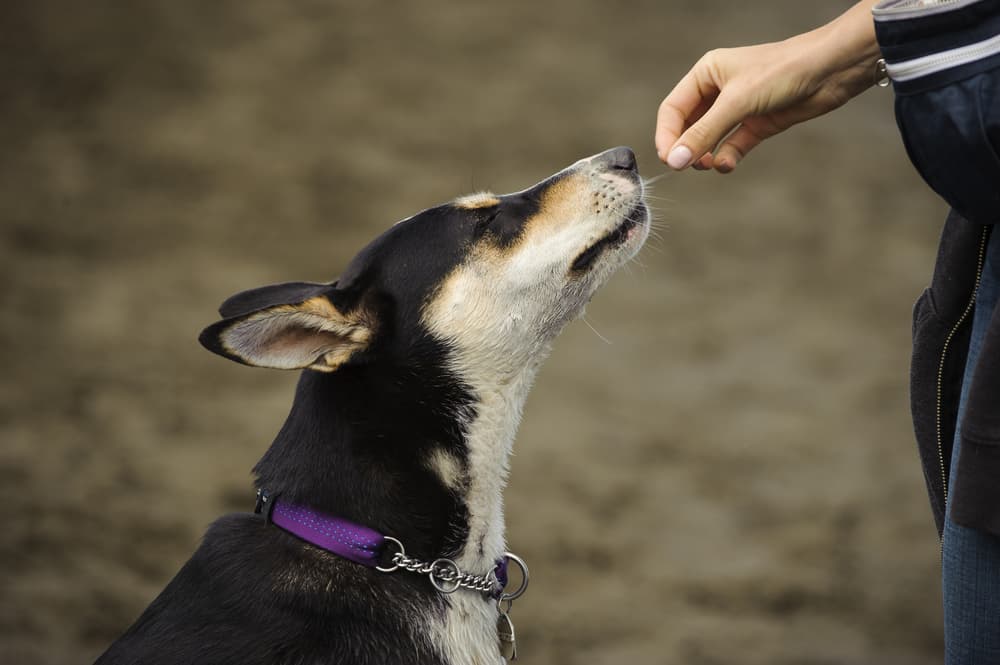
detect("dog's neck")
[450,361,540,571]
[253,349,541,576]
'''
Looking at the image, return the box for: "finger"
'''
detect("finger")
[668,87,747,170]
[686,96,717,133]
[680,103,717,171]
[655,97,687,162]
[713,116,779,172]
[692,153,714,170]
[655,64,719,162]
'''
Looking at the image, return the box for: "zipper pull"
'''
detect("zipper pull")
[875,58,890,88]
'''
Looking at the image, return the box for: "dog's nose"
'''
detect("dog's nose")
[593,146,637,173]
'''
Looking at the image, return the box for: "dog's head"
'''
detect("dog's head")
[200,147,648,386]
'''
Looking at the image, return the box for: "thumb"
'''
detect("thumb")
[665,89,747,170]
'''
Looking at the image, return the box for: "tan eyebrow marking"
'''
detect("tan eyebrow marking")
[453,192,500,210]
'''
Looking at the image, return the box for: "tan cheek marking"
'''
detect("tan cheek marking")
[454,192,500,210]
[536,174,588,221]
[422,257,491,333]
[480,174,589,254]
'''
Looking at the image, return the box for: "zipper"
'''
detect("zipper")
[885,32,1000,82]
[935,225,990,545]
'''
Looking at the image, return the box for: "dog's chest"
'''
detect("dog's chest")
[428,593,505,665]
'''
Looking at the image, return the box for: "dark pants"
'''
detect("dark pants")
[944,230,1000,663]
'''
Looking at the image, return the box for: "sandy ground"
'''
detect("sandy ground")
[2,1,951,663]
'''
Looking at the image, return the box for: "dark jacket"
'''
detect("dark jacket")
[911,211,997,537]
[875,0,1000,537]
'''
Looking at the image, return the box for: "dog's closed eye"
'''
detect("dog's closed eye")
[473,208,501,237]
[475,205,530,250]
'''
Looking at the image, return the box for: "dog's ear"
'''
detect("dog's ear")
[216,281,333,319]
[199,282,372,371]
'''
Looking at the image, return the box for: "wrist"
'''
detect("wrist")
[800,1,882,93]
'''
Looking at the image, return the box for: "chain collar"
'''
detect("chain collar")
[255,488,528,660]
[255,488,528,599]
[375,535,529,599]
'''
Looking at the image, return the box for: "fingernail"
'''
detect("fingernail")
[666,145,692,170]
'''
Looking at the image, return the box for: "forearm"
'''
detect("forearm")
[803,1,883,97]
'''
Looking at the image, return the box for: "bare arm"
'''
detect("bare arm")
[655,1,883,173]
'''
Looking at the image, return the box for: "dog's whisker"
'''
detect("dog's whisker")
[642,172,671,186]
[629,255,649,275]
[580,314,613,345]
[642,238,665,253]
[642,207,673,218]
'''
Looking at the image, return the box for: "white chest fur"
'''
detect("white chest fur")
[426,366,539,665]
[429,592,506,665]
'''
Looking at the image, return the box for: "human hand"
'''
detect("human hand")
[655,3,881,173]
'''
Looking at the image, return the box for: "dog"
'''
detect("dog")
[95,146,649,665]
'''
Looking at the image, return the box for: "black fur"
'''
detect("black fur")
[95,182,556,665]
[88,142,649,665]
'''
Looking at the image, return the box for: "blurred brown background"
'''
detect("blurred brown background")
[1,1,948,663]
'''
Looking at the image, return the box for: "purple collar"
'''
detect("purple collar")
[254,489,526,601]
[257,490,385,566]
